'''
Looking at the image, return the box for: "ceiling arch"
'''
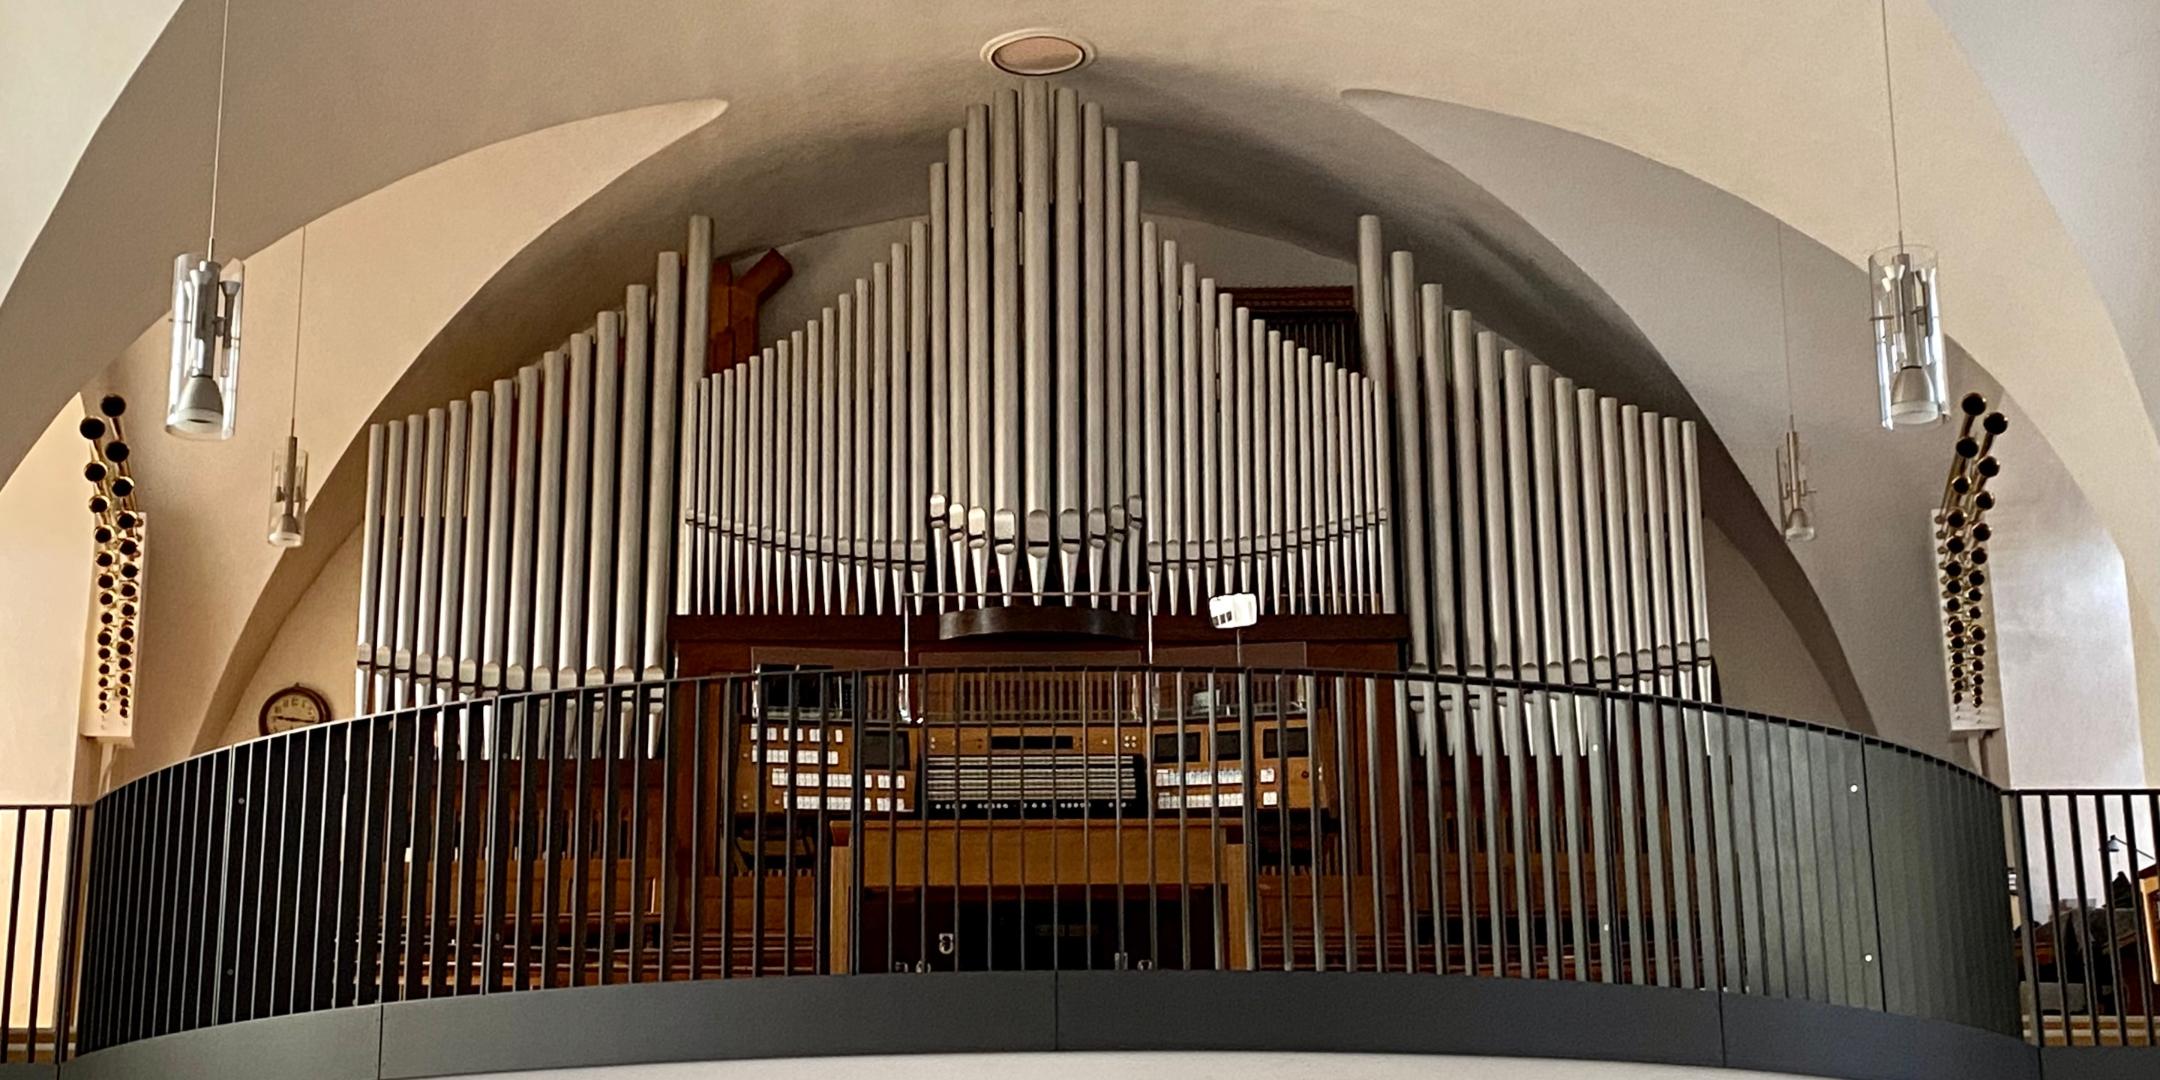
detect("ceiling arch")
[6,1,2149,763]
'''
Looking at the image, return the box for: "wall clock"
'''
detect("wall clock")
[259,684,330,736]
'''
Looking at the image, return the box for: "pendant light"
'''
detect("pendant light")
[268,227,310,548]
[166,0,245,440]
[1868,0,1946,429]
[1773,224,1817,542]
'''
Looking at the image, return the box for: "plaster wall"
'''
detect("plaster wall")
[0,410,95,802]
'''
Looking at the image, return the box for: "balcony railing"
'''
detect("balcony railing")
[2008,789,2160,1046]
[0,805,84,1065]
[7,665,2152,1065]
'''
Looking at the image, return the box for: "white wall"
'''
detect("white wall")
[0,0,176,308]
[215,528,360,746]
[1703,521,1845,727]
[0,409,93,802]
[86,100,723,781]
[1992,400,2146,789]
[450,1051,1813,1080]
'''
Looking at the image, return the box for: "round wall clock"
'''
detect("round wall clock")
[260,684,331,736]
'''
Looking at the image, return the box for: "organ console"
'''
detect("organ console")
[349,81,1719,974]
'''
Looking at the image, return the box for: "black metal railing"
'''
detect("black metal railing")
[0,805,85,1065]
[44,665,2024,1056]
[2007,789,2160,1046]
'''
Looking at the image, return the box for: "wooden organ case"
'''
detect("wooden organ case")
[673,610,1407,971]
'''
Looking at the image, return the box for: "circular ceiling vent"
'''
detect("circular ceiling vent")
[983,30,1093,77]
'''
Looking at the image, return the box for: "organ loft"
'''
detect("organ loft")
[338,82,1729,975]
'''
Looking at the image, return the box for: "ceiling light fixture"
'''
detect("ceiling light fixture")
[1771,224,1817,542]
[1867,0,1945,430]
[268,227,311,548]
[983,30,1093,77]
[167,0,245,440]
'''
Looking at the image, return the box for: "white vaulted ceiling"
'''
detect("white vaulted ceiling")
[3,0,2155,771]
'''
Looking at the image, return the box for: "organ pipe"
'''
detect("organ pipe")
[353,86,1720,716]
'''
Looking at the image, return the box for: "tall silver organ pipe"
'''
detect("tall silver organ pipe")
[354,86,1716,715]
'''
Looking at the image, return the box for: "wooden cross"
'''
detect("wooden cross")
[708,249,792,371]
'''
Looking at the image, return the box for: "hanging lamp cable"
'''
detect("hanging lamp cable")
[288,226,307,438]
[1878,0,1906,253]
[206,0,232,260]
[1775,223,1797,430]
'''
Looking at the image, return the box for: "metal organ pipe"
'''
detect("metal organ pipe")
[643,254,683,675]
[1198,276,1220,602]
[506,365,540,691]
[557,336,591,682]
[1660,417,1692,696]
[1502,350,1538,680]
[1385,251,1431,673]
[435,401,468,697]
[1054,87,1083,598]
[1450,317,1486,679]
[458,393,491,690]
[1640,410,1672,690]
[1575,387,1610,686]
[991,90,1020,600]
[930,160,952,610]
[681,218,712,615]
[1179,261,1200,612]
[1420,289,1459,675]
[392,417,424,706]
[1553,378,1588,686]
[415,408,446,703]
[1529,364,1563,683]
[357,424,386,709]
[586,313,620,677]
[1082,103,1106,594]
[355,89,1727,715]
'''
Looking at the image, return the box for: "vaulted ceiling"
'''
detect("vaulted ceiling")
[4,0,2153,772]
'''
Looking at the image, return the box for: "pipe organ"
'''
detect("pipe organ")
[354,83,1714,711]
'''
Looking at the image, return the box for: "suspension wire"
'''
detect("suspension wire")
[289,226,308,437]
[1774,223,1797,429]
[1878,0,1906,253]
[206,0,233,260]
